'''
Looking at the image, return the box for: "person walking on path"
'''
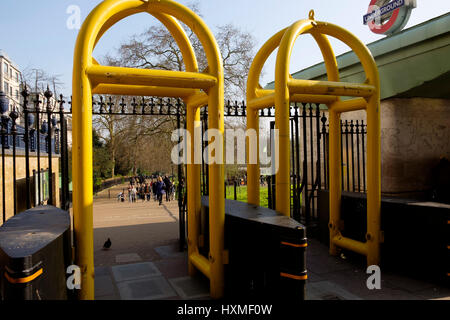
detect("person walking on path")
[152,179,158,201]
[163,176,172,202]
[156,176,166,206]
[145,183,151,201]
[131,185,137,203]
[128,185,132,202]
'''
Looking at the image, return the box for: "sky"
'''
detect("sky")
[0,0,449,98]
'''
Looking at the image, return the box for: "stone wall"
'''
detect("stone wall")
[341,97,450,197]
[0,152,60,224]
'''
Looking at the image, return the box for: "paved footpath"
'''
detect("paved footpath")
[92,184,450,300]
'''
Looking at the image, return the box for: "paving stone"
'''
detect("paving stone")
[381,272,435,293]
[95,275,116,297]
[306,271,324,283]
[115,253,143,264]
[320,268,383,298]
[306,281,363,300]
[111,262,161,282]
[154,257,189,279]
[95,266,111,277]
[360,288,422,300]
[96,295,120,300]
[154,245,187,259]
[116,276,177,300]
[168,276,210,299]
[306,239,331,257]
[307,253,354,274]
[412,286,450,300]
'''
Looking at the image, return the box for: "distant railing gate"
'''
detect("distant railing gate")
[0,95,368,234]
[1,0,381,301]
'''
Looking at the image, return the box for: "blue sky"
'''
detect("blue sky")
[0,0,449,98]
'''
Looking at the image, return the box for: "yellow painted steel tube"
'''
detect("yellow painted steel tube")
[288,79,376,98]
[206,82,225,299]
[331,97,367,113]
[310,31,340,83]
[148,0,225,298]
[184,92,209,109]
[246,28,287,208]
[332,235,368,256]
[189,252,211,279]
[186,104,201,276]
[275,20,314,216]
[327,108,342,256]
[247,92,337,110]
[94,10,198,73]
[92,83,198,97]
[246,107,260,206]
[365,93,381,266]
[86,65,217,89]
[73,0,226,299]
[310,21,381,266]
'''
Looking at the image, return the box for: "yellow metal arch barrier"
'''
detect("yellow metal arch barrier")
[72,0,225,299]
[246,11,381,266]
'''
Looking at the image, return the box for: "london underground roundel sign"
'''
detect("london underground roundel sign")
[363,0,416,35]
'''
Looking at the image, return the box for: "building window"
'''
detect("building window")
[3,63,8,76]
[4,82,8,94]
[16,90,19,99]
[15,72,19,82]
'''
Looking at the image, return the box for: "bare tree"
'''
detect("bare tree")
[21,66,64,94]
[95,3,257,176]
[109,6,256,101]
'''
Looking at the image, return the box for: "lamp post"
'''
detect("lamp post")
[22,85,32,209]
[0,91,9,222]
[45,87,54,205]
[10,107,19,215]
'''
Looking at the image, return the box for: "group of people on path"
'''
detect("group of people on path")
[117,175,175,206]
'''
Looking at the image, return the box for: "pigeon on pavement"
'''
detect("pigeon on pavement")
[103,238,112,250]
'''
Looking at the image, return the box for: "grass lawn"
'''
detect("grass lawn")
[225,184,301,209]
[225,185,269,207]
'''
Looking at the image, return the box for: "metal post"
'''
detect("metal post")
[1,115,7,222]
[10,109,18,216]
[59,95,67,210]
[309,104,315,220]
[35,97,41,205]
[270,121,276,210]
[302,104,309,224]
[345,120,350,192]
[294,105,301,221]
[290,117,296,218]
[45,88,53,206]
[22,87,32,209]
[177,100,185,252]
[356,120,361,192]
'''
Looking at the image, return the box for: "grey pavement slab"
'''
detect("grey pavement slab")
[95,275,117,298]
[115,253,143,264]
[307,271,325,283]
[306,281,363,300]
[111,262,161,282]
[95,265,111,277]
[169,276,210,300]
[154,245,187,259]
[116,276,177,300]
[307,253,355,274]
[415,286,450,300]
[154,256,189,279]
[360,288,422,300]
[381,272,436,293]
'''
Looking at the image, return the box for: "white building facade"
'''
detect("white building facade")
[0,50,21,111]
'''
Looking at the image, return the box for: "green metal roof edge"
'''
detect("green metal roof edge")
[265,12,450,88]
